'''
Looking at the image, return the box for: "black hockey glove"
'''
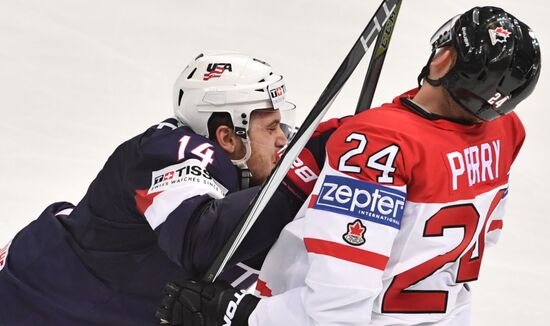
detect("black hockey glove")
[156,279,259,326]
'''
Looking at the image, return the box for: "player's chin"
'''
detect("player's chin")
[272,154,279,165]
[261,162,277,181]
[252,170,270,186]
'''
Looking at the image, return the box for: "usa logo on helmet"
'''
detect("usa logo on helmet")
[203,63,232,81]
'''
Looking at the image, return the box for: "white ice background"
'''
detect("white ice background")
[0,0,548,324]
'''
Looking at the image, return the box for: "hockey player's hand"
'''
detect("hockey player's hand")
[156,279,259,326]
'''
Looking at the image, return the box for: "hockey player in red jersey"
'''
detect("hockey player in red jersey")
[160,6,541,325]
[0,52,305,325]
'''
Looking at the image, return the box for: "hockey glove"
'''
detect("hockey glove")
[156,279,259,326]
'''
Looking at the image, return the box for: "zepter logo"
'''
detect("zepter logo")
[314,175,406,230]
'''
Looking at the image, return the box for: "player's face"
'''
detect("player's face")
[247,110,288,186]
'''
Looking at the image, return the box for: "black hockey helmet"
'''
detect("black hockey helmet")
[418,6,541,121]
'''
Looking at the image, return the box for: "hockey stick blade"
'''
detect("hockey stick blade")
[203,0,401,283]
[356,0,402,113]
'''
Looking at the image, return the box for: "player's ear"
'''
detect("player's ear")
[429,47,456,80]
[214,125,244,159]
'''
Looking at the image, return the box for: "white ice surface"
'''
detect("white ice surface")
[0,0,548,324]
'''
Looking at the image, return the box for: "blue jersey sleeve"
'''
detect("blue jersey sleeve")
[125,119,240,270]
[74,118,307,278]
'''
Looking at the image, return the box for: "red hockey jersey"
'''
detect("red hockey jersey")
[250,89,525,325]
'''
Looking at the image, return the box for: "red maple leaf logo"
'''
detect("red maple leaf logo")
[495,27,511,37]
[348,220,366,237]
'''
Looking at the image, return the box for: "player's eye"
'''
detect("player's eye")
[265,122,280,133]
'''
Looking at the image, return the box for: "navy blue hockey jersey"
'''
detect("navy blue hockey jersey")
[0,118,302,325]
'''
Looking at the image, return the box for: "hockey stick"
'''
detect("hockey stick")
[203,0,401,283]
[355,0,402,113]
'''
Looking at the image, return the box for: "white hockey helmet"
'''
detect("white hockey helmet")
[173,51,295,140]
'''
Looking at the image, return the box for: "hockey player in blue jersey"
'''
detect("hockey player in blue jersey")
[0,52,304,325]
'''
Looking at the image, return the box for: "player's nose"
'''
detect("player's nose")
[274,127,288,149]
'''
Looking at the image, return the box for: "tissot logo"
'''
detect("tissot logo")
[314,175,405,229]
[148,159,228,196]
[269,85,286,98]
[153,164,211,185]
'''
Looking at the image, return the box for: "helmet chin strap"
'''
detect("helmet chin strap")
[417,51,442,87]
[231,138,253,189]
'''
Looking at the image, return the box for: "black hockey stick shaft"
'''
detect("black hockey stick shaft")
[355,0,402,113]
[203,0,401,283]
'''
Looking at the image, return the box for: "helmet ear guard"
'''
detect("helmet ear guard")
[418,6,541,121]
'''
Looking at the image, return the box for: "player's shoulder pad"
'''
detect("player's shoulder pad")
[312,116,353,138]
[135,118,238,191]
[325,108,408,187]
[307,116,356,165]
[501,111,525,135]
[494,111,525,162]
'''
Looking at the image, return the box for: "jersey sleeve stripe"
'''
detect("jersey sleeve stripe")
[136,181,223,229]
[54,208,74,217]
[488,220,503,231]
[308,195,318,208]
[304,237,389,270]
[135,189,163,215]
[0,241,11,271]
[256,279,273,297]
